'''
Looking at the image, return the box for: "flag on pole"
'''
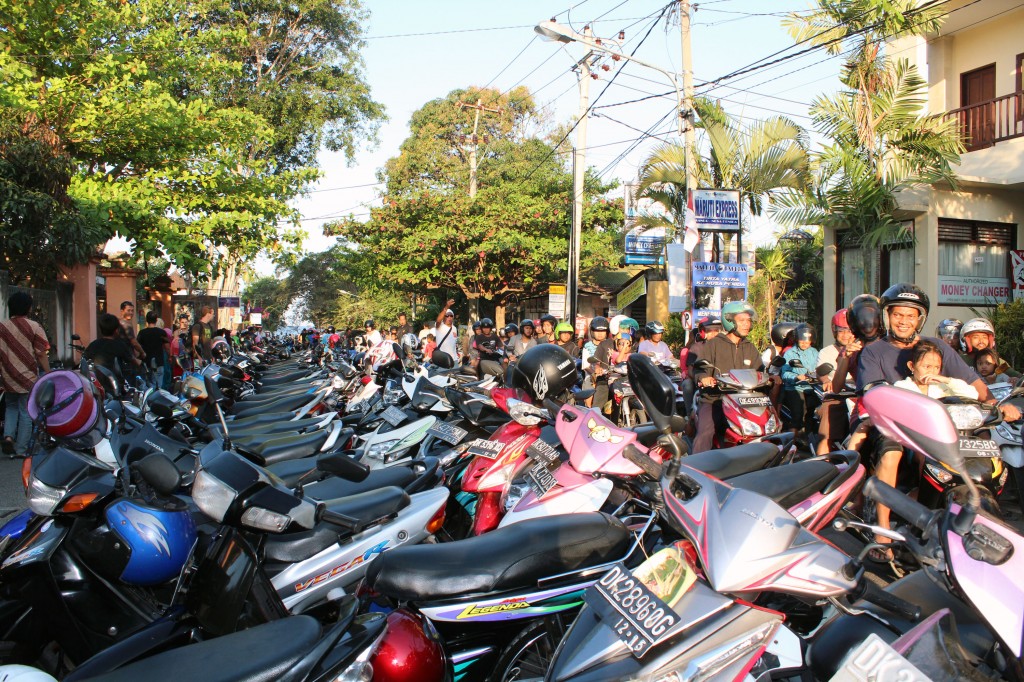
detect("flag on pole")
[682,188,700,253]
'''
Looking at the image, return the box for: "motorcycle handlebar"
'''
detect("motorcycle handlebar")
[862,477,934,532]
[856,579,922,622]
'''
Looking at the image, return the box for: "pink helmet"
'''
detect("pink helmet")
[27,370,103,443]
[831,309,849,336]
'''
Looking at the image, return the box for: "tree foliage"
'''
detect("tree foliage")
[0,0,384,284]
[329,86,625,302]
[242,275,290,329]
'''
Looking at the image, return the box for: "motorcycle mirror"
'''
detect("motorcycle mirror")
[626,354,677,434]
[816,363,834,377]
[71,333,81,341]
[770,355,787,368]
[316,451,370,482]
[788,358,804,368]
[36,380,56,412]
[133,454,182,496]
[692,359,713,372]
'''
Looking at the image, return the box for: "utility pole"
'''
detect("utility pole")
[457,98,501,198]
[567,27,594,325]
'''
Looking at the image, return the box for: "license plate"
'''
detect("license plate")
[526,460,558,499]
[466,438,504,459]
[585,563,678,658]
[737,395,771,407]
[379,406,408,427]
[427,421,468,446]
[959,438,999,458]
[527,440,562,471]
[830,634,929,682]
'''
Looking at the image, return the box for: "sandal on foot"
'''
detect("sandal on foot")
[0,438,14,456]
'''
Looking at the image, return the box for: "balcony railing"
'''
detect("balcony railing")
[944,91,1024,151]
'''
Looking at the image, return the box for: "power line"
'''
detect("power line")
[307,181,384,194]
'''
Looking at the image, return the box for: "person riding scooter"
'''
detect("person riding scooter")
[692,301,778,453]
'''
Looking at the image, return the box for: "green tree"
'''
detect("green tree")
[0,0,384,285]
[242,276,290,329]
[771,1,962,251]
[329,87,625,306]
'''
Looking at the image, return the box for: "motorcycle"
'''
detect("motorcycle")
[692,359,781,446]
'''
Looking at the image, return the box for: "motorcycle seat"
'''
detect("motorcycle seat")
[684,441,780,479]
[221,415,331,441]
[241,383,322,401]
[240,429,331,466]
[225,411,297,427]
[231,393,314,419]
[727,459,838,509]
[87,615,323,682]
[259,371,318,386]
[269,455,417,491]
[264,487,411,563]
[365,512,631,602]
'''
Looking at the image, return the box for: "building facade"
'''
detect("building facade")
[823,1,1024,334]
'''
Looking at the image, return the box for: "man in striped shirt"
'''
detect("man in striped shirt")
[0,292,50,456]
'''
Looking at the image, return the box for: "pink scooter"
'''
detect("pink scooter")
[501,355,864,534]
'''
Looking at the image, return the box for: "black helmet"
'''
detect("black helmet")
[696,316,722,342]
[480,318,494,329]
[504,323,519,336]
[520,318,535,331]
[509,344,578,401]
[327,326,335,334]
[539,314,558,327]
[472,321,482,332]
[770,322,798,347]
[589,316,609,333]
[401,333,419,354]
[364,319,375,329]
[645,320,665,335]
[879,283,929,342]
[847,294,884,343]
[793,323,815,344]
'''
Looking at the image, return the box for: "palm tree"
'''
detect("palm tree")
[635,98,810,245]
[771,0,962,250]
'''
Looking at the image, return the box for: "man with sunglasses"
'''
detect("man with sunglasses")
[434,300,459,361]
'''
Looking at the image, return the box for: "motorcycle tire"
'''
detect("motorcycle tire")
[491,614,569,682]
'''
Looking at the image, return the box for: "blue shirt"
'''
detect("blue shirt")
[781,346,820,392]
[856,335,978,391]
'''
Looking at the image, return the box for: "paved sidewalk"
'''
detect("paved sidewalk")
[0,457,26,522]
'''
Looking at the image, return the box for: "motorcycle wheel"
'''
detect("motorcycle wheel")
[491,614,568,682]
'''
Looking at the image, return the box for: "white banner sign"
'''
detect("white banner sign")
[693,189,740,232]
[937,275,1010,305]
[667,244,690,313]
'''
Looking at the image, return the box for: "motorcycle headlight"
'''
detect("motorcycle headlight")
[383,389,404,405]
[738,416,762,437]
[26,476,66,516]
[192,469,237,522]
[366,440,399,461]
[925,462,954,484]
[765,415,778,433]
[503,480,531,513]
[506,398,548,426]
[241,507,291,533]
[946,405,984,430]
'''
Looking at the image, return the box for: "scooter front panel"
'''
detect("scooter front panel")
[557,406,640,475]
[419,583,591,623]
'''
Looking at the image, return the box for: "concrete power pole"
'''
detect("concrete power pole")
[679,1,699,261]
[567,27,594,324]
[457,98,502,323]
[457,98,501,199]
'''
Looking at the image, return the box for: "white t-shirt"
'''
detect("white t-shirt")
[818,344,841,382]
[365,329,383,347]
[893,377,978,400]
[435,322,459,359]
[638,339,672,363]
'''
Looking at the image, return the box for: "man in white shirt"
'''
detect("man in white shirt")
[637,321,672,362]
[434,299,459,361]
[364,319,383,347]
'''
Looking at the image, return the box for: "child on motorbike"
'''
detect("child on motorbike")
[780,324,821,434]
[972,348,1010,385]
[893,340,979,398]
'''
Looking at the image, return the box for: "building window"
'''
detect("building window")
[937,219,1015,306]
[835,222,913,307]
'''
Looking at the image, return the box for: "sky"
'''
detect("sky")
[264,0,850,272]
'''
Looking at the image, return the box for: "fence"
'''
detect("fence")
[0,271,75,364]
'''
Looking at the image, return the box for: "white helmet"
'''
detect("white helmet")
[960,317,995,352]
[609,314,628,335]
[0,665,58,682]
